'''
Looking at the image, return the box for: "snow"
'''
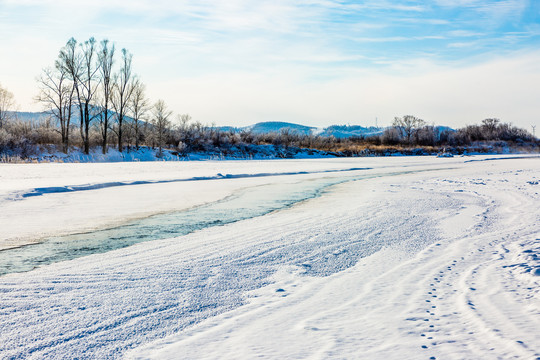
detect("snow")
[0,155,538,359]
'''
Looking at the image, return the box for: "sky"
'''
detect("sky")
[1,0,540,129]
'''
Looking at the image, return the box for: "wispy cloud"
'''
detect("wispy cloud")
[0,0,539,128]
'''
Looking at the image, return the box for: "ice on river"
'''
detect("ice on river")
[0,156,538,359]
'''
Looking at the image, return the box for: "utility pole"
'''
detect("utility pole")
[375,117,378,128]
[532,125,536,138]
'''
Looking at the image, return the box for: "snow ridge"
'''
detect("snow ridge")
[12,167,371,200]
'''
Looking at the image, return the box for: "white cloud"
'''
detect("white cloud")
[1,0,538,130]
[145,51,540,129]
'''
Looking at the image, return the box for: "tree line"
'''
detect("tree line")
[32,37,173,156]
[0,37,538,160]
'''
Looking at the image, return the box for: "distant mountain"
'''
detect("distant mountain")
[217,126,238,133]
[246,121,316,135]
[434,126,455,134]
[9,111,49,123]
[10,110,136,125]
[319,125,384,138]
[217,121,385,138]
[216,121,318,136]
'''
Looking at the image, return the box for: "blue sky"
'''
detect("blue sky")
[1,0,539,128]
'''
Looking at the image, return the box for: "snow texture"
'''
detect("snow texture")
[0,155,538,359]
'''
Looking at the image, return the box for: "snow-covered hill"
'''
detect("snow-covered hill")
[10,109,136,124]
[319,124,384,138]
[220,121,386,138]
[9,111,49,123]
[246,121,316,135]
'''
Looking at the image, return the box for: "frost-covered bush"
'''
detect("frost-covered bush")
[0,128,13,149]
[381,127,401,145]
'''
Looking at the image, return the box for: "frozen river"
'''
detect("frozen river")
[1,172,368,276]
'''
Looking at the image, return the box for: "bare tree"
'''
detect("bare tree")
[481,118,500,136]
[58,37,100,154]
[97,39,115,154]
[78,38,100,154]
[129,79,150,150]
[152,99,172,157]
[112,48,135,152]
[35,65,75,153]
[392,115,426,144]
[0,83,15,129]
[58,38,83,146]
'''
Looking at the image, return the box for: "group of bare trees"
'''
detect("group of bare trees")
[451,118,534,144]
[36,37,170,155]
[379,115,536,148]
[391,115,425,144]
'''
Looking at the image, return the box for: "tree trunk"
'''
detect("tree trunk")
[102,110,108,155]
[84,103,90,154]
[118,116,123,152]
[79,105,84,149]
[135,121,139,150]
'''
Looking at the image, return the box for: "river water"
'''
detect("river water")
[0,174,365,276]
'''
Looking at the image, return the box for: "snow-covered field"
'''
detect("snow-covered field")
[0,156,538,359]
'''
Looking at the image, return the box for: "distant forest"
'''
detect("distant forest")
[0,37,538,161]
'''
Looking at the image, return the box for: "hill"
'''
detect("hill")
[245,121,316,135]
[219,121,386,138]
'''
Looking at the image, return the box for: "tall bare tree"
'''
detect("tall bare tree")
[392,115,425,144]
[152,99,172,157]
[97,39,115,154]
[0,83,15,129]
[78,38,100,154]
[129,79,149,150]
[112,48,135,152]
[58,37,100,154]
[35,65,75,153]
[58,38,82,145]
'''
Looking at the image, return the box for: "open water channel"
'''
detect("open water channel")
[0,174,367,276]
